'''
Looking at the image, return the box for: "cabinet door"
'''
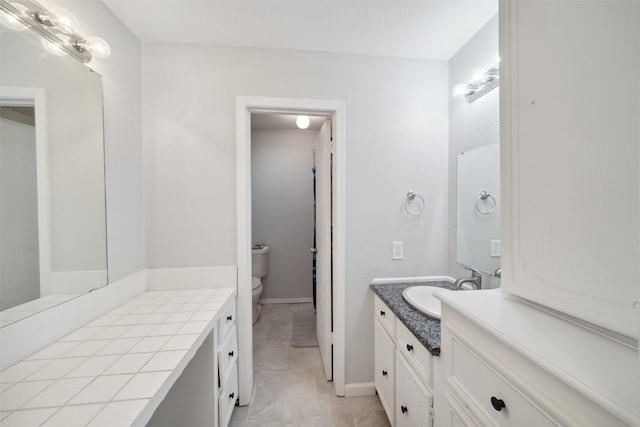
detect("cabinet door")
[500,0,640,338]
[374,320,395,426]
[395,352,432,427]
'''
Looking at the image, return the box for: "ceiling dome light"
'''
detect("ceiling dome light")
[87,36,111,58]
[296,115,310,129]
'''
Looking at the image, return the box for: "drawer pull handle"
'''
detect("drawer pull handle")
[406,344,414,352]
[229,392,235,400]
[490,396,506,411]
[229,350,234,357]
[382,370,387,377]
[401,405,408,414]
[380,310,386,317]
[227,315,233,322]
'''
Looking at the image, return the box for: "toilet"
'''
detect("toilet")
[251,245,269,324]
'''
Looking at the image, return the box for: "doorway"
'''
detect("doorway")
[236,96,346,405]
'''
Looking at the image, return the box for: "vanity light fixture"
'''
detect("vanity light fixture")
[296,115,311,129]
[452,56,500,103]
[0,0,110,63]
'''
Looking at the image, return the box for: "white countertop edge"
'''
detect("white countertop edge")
[437,289,639,425]
[131,290,236,427]
[370,275,455,285]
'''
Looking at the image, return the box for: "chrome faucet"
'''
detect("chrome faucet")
[454,267,482,289]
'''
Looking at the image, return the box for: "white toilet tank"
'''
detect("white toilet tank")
[252,245,269,278]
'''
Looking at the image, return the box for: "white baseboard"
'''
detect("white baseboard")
[344,382,376,397]
[259,297,313,304]
[146,266,237,290]
[47,270,108,294]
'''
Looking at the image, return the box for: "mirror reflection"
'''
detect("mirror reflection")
[0,18,108,327]
[456,144,500,275]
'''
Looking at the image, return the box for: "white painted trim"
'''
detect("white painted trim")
[0,270,146,370]
[344,382,376,397]
[48,270,108,294]
[236,96,347,403]
[370,276,455,285]
[259,297,313,304]
[0,87,51,297]
[145,266,237,290]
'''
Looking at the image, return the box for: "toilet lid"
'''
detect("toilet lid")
[251,277,261,290]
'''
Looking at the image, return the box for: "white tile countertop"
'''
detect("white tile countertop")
[0,287,236,427]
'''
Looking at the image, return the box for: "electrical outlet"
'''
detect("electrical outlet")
[392,241,404,260]
[491,240,501,257]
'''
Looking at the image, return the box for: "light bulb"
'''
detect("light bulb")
[40,37,66,56]
[0,3,28,31]
[50,7,78,33]
[471,69,485,84]
[493,53,501,68]
[87,36,111,58]
[296,115,310,129]
[451,83,467,98]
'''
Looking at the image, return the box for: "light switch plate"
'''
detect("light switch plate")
[490,240,501,257]
[392,241,403,260]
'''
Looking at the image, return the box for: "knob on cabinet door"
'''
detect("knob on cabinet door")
[490,396,506,411]
[401,405,408,414]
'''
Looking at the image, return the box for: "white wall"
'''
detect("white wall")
[142,45,449,385]
[251,128,317,301]
[448,14,501,289]
[45,0,146,281]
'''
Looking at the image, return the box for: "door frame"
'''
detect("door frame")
[0,87,51,297]
[236,96,346,404]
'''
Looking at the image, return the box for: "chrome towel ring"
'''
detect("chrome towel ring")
[475,191,496,215]
[403,190,425,216]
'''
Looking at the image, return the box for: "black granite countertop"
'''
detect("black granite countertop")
[370,281,460,356]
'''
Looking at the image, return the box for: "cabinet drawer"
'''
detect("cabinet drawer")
[218,365,238,427]
[395,351,432,427]
[218,302,236,344]
[374,321,395,426]
[218,325,238,386]
[374,295,395,339]
[450,338,556,427]
[396,320,432,389]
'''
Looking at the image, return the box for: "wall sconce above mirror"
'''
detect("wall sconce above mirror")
[451,56,500,103]
[0,0,110,63]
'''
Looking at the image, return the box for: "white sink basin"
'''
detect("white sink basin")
[402,286,452,320]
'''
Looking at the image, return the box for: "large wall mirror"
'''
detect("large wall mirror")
[0,12,108,327]
[456,144,500,275]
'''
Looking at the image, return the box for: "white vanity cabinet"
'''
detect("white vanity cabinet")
[395,351,432,427]
[438,290,638,427]
[374,295,434,427]
[217,301,239,427]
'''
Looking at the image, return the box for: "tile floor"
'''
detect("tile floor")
[230,303,391,427]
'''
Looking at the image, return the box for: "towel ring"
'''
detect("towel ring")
[403,190,425,216]
[475,191,496,215]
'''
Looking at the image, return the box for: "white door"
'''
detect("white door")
[315,118,332,380]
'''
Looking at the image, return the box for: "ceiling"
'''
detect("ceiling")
[103,0,497,61]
